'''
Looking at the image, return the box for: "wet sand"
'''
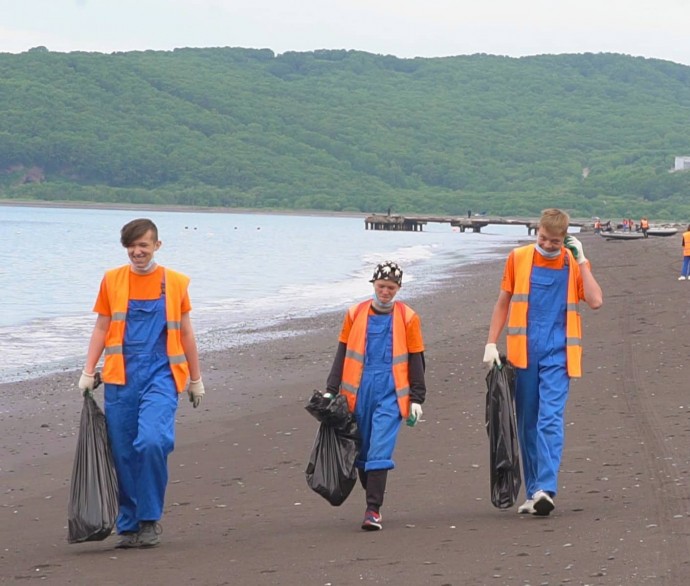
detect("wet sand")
[2,233,690,585]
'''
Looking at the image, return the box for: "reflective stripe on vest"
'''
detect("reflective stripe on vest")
[506,244,583,377]
[101,265,191,391]
[340,300,415,419]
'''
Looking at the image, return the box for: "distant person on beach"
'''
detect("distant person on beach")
[483,208,603,516]
[78,218,205,548]
[679,225,690,280]
[324,261,426,531]
[640,217,649,238]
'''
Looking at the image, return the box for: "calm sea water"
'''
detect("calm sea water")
[0,205,532,383]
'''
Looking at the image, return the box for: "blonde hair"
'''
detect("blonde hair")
[538,208,570,236]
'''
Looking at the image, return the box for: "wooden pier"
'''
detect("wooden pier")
[364,214,587,234]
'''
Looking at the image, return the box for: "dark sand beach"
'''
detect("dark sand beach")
[2,233,690,585]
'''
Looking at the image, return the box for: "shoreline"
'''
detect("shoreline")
[0,250,503,389]
[0,235,517,386]
[0,198,367,218]
[3,199,686,227]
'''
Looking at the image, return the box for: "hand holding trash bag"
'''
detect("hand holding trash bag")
[306,390,335,416]
[78,371,101,396]
[483,343,501,368]
[78,371,97,395]
[305,390,351,429]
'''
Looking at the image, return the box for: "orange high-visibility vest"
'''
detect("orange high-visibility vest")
[640,219,649,229]
[101,265,190,392]
[340,300,416,419]
[683,231,690,256]
[506,245,583,378]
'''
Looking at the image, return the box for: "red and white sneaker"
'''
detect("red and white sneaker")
[361,509,383,531]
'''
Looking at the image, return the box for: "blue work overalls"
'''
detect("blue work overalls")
[354,313,403,472]
[104,280,179,533]
[515,261,570,499]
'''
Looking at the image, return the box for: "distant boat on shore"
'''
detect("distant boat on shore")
[600,227,677,240]
[646,227,678,237]
[601,231,645,241]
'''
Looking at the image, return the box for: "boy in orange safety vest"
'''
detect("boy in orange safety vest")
[78,218,205,548]
[483,209,603,516]
[639,217,649,238]
[325,261,427,531]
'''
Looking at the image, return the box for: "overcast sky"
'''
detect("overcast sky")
[1,0,689,66]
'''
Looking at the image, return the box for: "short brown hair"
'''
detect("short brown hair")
[538,208,569,236]
[120,218,158,247]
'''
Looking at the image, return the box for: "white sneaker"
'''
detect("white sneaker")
[517,499,535,514]
[679,276,687,281]
[532,490,555,516]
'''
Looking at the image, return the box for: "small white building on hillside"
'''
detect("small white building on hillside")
[674,156,690,171]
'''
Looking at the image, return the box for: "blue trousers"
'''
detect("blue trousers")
[515,264,570,499]
[104,295,179,533]
[681,256,690,277]
[515,357,569,497]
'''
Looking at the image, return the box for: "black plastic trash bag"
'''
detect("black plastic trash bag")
[305,417,360,506]
[305,391,352,429]
[67,392,119,543]
[485,358,522,509]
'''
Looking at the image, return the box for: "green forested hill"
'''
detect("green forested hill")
[2,47,690,218]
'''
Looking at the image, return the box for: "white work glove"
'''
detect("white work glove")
[564,235,587,265]
[78,371,96,396]
[188,378,205,408]
[406,402,423,427]
[483,343,501,368]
